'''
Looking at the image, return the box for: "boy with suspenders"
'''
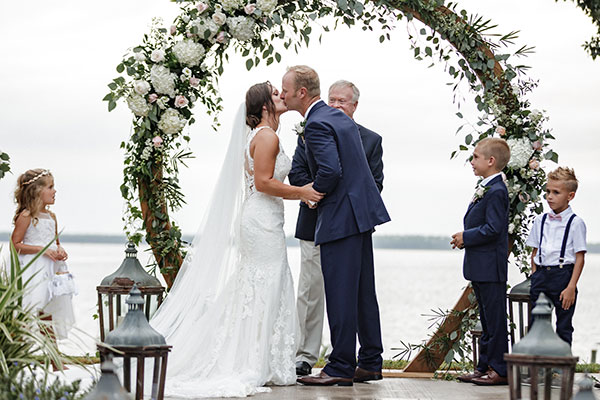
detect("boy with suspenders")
[526,167,587,345]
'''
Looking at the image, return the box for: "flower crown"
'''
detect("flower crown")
[23,169,50,186]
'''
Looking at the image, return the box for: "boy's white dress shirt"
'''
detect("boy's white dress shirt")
[526,206,587,266]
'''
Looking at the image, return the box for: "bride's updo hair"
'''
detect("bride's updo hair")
[245,81,276,129]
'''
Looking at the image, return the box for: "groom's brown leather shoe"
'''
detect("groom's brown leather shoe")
[471,369,508,386]
[353,367,383,383]
[297,371,353,386]
[457,369,485,383]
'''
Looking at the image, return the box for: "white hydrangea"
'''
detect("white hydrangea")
[150,65,176,97]
[192,17,219,39]
[158,108,187,134]
[507,137,534,169]
[257,0,277,13]
[141,139,153,161]
[173,40,206,67]
[227,16,256,42]
[220,0,244,12]
[126,94,151,117]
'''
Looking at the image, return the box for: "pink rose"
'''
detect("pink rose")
[170,25,177,35]
[244,3,256,14]
[187,32,194,38]
[189,77,200,87]
[532,140,542,151]
[175,95,189,108]
[197,2,209,13]
[216,31,227,44]
[148,93,159,103]
[529,158,540,170]
[519,192,530,203]
[495,125,506,136]
[152,136,163,147]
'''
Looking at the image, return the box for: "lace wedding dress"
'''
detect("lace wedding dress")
[150,106,297,398]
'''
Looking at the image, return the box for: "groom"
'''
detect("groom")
[281,65,390,386]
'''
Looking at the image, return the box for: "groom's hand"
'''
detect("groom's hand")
[451,232,464,249]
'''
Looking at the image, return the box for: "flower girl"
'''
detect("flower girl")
[11,169,76,341]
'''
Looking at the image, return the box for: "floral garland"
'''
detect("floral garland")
[0,150,10,180]
[105,0,557,283]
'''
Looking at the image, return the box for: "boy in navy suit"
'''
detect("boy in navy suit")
[451,137,510,386]
[526,167,586,345]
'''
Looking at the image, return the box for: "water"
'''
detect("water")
[1,242,598,363]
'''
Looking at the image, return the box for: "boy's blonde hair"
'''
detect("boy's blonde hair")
[548,167,578,192]
[14,168,54,225]
[286,65,320,97]
[476,138,511,170]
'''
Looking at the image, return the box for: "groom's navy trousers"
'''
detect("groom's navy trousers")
[320,231,383,377]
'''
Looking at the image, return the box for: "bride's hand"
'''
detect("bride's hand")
[300,183,324,205]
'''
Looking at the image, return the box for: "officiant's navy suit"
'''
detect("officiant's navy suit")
[303,100,390,378]
[462,174,509,377]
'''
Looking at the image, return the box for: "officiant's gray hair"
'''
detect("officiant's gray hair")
[329,80,360,103]
[287,65,320,97]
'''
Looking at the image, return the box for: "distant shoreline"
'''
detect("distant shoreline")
[2,232,598,252]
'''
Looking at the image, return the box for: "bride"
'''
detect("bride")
[149,81,324,398]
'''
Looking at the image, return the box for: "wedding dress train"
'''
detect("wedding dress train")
[149,106,297,398]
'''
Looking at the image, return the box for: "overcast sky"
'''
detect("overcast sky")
[1,0,599,242]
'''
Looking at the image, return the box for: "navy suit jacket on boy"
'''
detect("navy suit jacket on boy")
[289,122,384,241]
[301,101,389,246]
[462,174,509,282]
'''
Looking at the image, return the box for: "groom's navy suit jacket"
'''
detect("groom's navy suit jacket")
[462,174,509,282]
[302,101,390,246]
[290,123,384,241]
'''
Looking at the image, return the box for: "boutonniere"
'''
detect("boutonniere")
[471,184,490,203]
[294,120,306,142]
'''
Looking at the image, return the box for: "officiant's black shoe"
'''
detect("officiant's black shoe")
[296,361,312,376]
[297,371,353,386]
[353,367,383,383]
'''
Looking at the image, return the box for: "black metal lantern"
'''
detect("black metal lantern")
[504,293,578,400]
[83,355,131,400]
[97,242,165,341]
[99,284,171,400]
[507,277,533,348]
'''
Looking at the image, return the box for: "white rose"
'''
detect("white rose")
[182,14,190,23]
[133,52,146,62]
[150,49,166,63]
[212,10,227,26]
[508,223,515,234]
[133,80,151,96]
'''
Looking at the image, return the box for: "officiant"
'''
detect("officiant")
[290,79,385,377]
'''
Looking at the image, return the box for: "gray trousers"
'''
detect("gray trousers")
[295,240,325,366]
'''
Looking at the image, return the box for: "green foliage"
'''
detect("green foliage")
[0,150,10,180]
[0,373,86,400]
[559,0,600,59]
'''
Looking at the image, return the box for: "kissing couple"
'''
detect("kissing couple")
[149,65,390,398]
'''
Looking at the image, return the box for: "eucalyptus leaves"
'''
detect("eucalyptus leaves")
[0,150,10,180]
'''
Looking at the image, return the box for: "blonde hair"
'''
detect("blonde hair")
[14,169,54,225]
[286,65,320,97]
[477,138,511,170]
[548,167,578,192]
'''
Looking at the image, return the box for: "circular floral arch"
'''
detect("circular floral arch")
[105,0,557,288]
